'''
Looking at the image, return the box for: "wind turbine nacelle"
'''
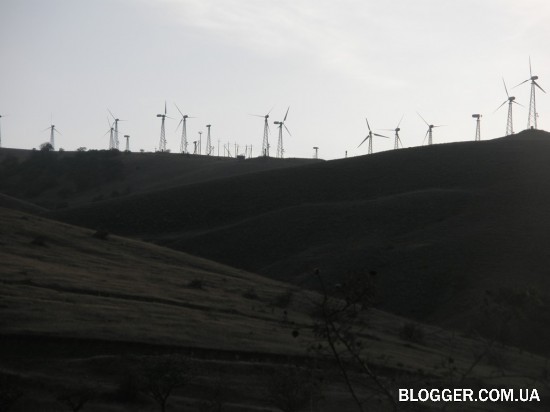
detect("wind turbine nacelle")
[274,121,281,125]
[509,96,516,101]
[472,114,481,118]
[395,128,401,132]
[532,76,539,81]
[156,114,163,117]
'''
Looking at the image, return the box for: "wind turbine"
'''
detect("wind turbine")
[206,124,212,155]
[0,114,4,148]
[274,107,291,159]
[358,117,389,154]
[515,57,546,129]
[103,118,115,150]
[382,115,404,149]
[495,78,521,136]
[175,104,195,154]
[108,109,125,150]
[472,114,482,141]
[124,135,130,152]
[417,112,444,145]
[156,101,171,152]
[43,115,61,150]
[251,108,272,157]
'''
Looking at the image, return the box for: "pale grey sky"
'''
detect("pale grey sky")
[1,0,549,159]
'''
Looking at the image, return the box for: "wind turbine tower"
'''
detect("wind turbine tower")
[516,58,546,129]
[175,104,194,154]
[274,107,291,159]
[0,114,3,148]
[124,135,130,152]
[252,109,272,157]
[382,115,404,149]
[108,110,125,150]
[472,114,482,141]
[44,122,61,150]
[156,102,170,152]
[358,117,389,154]
[198,131,202,154]
[496,79,520,136]
[206,124,212,155]
[417,112,444,145]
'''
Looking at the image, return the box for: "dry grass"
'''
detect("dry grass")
[1,207,548,411]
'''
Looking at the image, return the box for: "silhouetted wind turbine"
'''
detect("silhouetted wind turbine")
[206,124,212,155]
[472,114,482,141]
[358,117,389,154]
[515,57,546,129]
[103,118,115,149]
[495,78,521,136]
[417,112,444,145]
[175,104,195,154]
[274,107,291,158]
[0,114,4,148]
[251,108,272,157]
[156,101,171,152]
[382,115,404,149]
[44,121,61,150]
[108,109,125,150]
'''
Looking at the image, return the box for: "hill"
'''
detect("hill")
[50,129,550,354]
[0,147,321,210]
[1,207,547,411]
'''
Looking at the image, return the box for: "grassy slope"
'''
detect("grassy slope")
[0,147,320,210]
[50,130,550,354]
[2,207,547,411]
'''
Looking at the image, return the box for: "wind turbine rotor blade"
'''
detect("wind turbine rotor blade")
[514,79,530,88]
[397,114,404,129]
[267,106,274,116]
[250,114,265,117]
[534,81,546,93]
[365,117,372,132]
[284,106,290,122]
[373,133,390,138]
[502,78,510,98]
[357,136,369,148]
[284,124,291,136]
[397,136,403,148]
[417,112,429,127]
[494,100,508,112]
[164,101,167,115]
[54,128,62,135]
[174,103,184,117]
[433,125,446,128]
[42,126,51,132]
[108,109,116,120]
[513,101,525,107]
[380,129,396,131]
[529,56,532,78]
[176,118,183,131]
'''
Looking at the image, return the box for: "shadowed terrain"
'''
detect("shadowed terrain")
[48,130,550,354]
[1,207,547,411]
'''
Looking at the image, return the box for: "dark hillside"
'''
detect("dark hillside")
[51,130,550,353]
[0,147,320,210]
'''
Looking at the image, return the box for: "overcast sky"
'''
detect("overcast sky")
[1,0,549,159]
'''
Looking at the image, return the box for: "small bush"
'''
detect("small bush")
[92,230,109,240]
[187,279,204,289]
[398,323,425,344]
[30,235,47,246]
[243,288,259,300]
[273,289,294,308]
